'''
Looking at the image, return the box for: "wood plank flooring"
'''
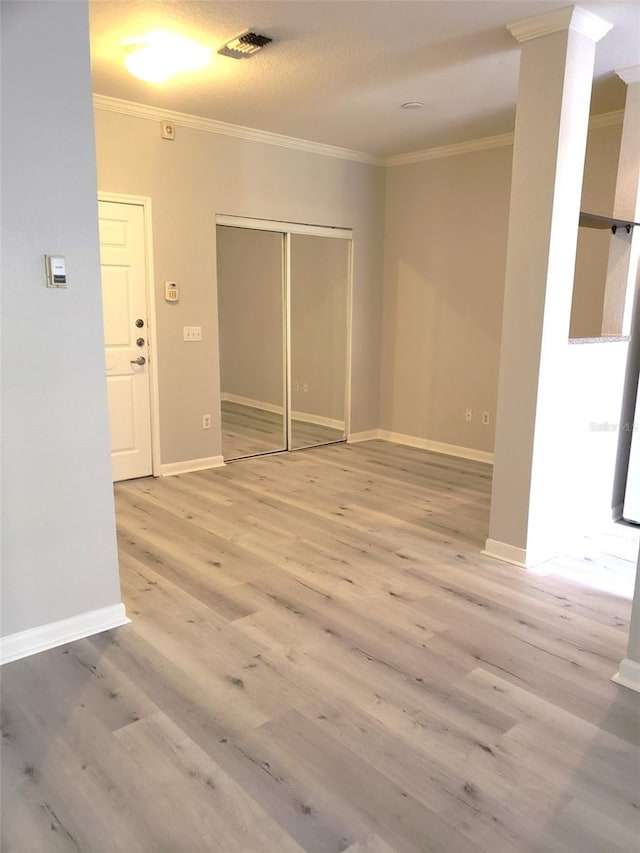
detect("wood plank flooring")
[2,440,639,852]
[221,400,344,460]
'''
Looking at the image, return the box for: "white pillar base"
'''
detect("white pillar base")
[612,658,640,693]
[483,538,556,569]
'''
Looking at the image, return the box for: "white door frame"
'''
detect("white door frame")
[215,214,354,442]
[99,192,161,476]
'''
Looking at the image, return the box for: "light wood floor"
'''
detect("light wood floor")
[221,400,344,460]
[2,440,639,852]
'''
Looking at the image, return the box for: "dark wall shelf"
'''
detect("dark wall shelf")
[579,212,639,234]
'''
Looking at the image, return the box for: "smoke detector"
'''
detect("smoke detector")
[218,31,272,59]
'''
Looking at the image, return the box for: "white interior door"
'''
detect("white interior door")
[99,200,153,482]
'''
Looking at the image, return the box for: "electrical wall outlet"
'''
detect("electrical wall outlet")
[482,411,490,425]
[465,408,473,422]
[184,326,202,341]
[303,382,309,392]
[202,414,211,429]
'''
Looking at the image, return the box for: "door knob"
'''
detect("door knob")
[136,338,145,347]
[130,356,146,366]
[135,319,144,328]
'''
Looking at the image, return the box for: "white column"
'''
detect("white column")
[601,67,640,336]
[610,65,640,694]
[484,7,612,568]
[613,548,640,692]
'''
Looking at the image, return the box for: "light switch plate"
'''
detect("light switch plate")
[184,326,202,341]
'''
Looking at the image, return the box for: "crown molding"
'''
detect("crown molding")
[386,132,514,167]
[617,66,640,86]
[588,109,625,129]
[386,110,623,167]
[93,94,385,167]
[508,5,612,44]
[93,95,623,170]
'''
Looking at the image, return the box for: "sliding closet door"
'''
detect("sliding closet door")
[216,226,285,461]
[289,234,349,450]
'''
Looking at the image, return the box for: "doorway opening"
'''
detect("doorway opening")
[216,216,352,462]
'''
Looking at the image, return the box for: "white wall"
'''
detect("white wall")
[94,110,386,462]
[561,340,629,527]
[1,2,122,641]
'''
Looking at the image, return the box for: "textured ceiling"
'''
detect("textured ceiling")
[89,1,640,157]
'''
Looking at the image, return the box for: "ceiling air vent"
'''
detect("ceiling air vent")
[218,31,272,59]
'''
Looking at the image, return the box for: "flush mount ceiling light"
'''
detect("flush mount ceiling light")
[217,31,273,59]
[124,30,212,83]
[401,101,425,110]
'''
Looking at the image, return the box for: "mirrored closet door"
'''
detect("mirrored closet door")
[216,220,351,462]
[217,225,286,461]
[290,234,349,450]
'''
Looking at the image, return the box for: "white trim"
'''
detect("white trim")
[612,658,640,693]
[291,410,345,431]
[95,94,622,171]
[285,232,293,451]
[612,502,624,521]
[221,394,345,433]
[378,429,494,464]
[387,111,624,167]
[347,430,381,443]
[617,66,640,86]
[221,391,283,415]
[388,133,514,167]
[482,538,557,569]
[98,193,161,477]
[216,214,352,240]
[568,7,613,41]
[93,94,384,167]
[482,539,528,568]
[160,456,225,476]
[589,110,625,130]
[507,7,611,44]
[0,604,130,665]
[344,237,354,440]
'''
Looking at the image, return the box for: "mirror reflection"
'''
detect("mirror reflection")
[216,226,286,461]
[290,234,349,450]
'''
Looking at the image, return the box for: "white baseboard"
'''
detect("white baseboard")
[221,392,283,416]
[0,603,130,666]
[378,429,493,464]
[160,456,225,476]
[482,538,557,569]
[482,539,528,568]
[612,658,640,693]
[291,410,344,431]
[348,429,381,443]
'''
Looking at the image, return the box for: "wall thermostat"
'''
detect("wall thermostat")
[165,281,179,303]
[45,255,67,288]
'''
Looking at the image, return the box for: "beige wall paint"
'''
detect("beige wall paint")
[217,226,284,408]
[380,145,511,452]
[570,122,623,338]
[381,122,624,454]
[94,110,385,464]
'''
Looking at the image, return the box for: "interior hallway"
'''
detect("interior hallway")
[1,441,639,852]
